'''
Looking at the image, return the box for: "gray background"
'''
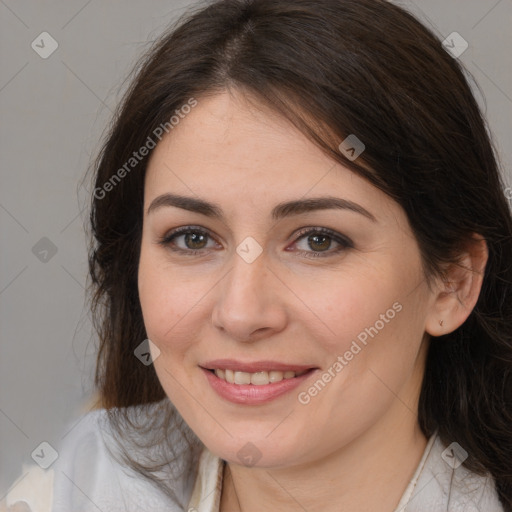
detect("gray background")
[1,0,511,496]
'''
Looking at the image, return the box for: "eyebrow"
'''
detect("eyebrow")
[146,193,377,222]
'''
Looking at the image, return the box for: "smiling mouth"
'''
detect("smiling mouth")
[206,368,313,385]
[200,364,319,405]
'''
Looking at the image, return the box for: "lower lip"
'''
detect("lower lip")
[201,367,317,405]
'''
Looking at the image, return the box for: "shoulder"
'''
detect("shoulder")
[3,401,200,512]
[401,434,505,512]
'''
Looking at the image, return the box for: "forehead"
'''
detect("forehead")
[147,91,332,176]
[143,90,398,225]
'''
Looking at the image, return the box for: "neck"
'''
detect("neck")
[220,408,428,512]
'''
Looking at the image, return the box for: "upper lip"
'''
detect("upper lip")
[200,359,317,373]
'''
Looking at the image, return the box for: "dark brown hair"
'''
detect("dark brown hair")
[88,0,512,508]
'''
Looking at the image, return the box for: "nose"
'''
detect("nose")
[211,249,288,343]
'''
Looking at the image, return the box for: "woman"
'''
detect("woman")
[4,0,511,510]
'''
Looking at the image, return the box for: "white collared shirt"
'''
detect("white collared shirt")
[2,403,504,512]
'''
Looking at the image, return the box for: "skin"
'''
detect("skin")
[137,89,488,511]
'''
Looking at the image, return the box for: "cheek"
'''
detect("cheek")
[137,250,204,406]
[294,289,427,445]
[138,244,221,362]
[138,247,189,352]
[322,285,428,405]
[302,263,429,400]
[295,266,410,354]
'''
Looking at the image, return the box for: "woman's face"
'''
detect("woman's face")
[138,90,437,468]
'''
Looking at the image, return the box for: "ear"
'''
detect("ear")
[425,234,488,337]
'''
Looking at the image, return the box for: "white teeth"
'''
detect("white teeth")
[213,369,307,385]
[234,371,251,385]
[269,370,284,383]
[250,371,269,385]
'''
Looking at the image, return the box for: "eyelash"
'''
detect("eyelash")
[157,225,353,259]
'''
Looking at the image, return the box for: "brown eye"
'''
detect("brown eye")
[306,233,332,252]
[158,226,219,255]
[291,227,353,259]
[182,232,208,250]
